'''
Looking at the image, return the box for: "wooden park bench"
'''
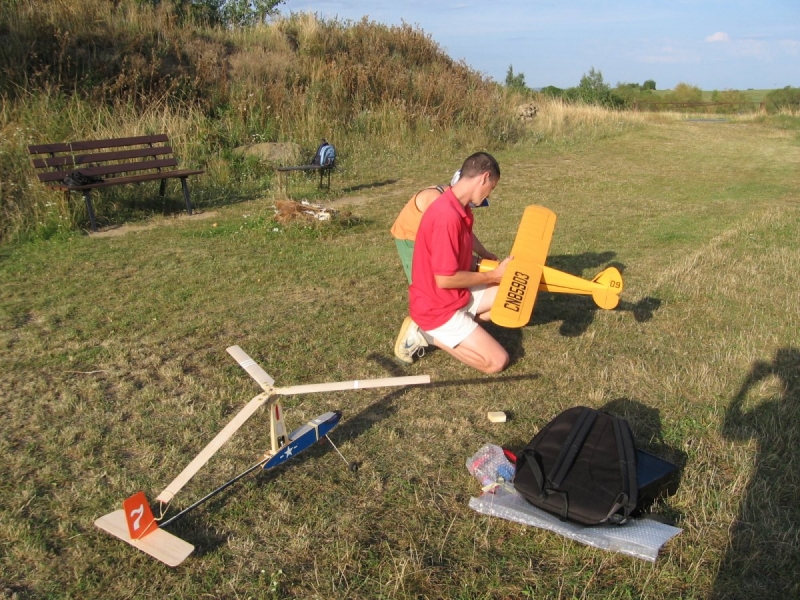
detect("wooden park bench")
[28,133,204,232]
[277,139,336,193]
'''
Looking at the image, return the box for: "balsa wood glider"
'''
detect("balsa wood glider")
[94,345,430,566]
[479,205,623,328]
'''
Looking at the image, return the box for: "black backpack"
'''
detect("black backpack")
[514,406,638,525]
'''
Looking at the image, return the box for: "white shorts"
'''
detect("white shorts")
[424,285,488,349]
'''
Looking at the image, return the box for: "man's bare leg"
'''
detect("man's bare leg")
[474,284,498,322]
[433,325,508,374]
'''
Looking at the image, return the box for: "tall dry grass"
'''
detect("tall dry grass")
[2,1,754,243]
[0,1,533,241]
[530,96,648,142]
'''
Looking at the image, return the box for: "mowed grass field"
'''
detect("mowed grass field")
[651,89,773,102]
[1,116,798,599]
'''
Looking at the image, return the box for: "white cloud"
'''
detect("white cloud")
[706,32,730,43]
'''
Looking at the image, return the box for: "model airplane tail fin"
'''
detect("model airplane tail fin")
[95,493,194,567]
[592,266,623,292]
[590,267,623,310]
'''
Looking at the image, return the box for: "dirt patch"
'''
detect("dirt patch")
[325,194,371,208]
[90,211,218,237]
[88,192,376,237]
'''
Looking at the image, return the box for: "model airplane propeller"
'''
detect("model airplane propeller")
[94,345,430,566]
[478,205,623,328]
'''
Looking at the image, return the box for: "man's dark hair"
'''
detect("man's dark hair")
[460,152,500,180]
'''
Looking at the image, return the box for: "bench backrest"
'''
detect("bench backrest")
[28,134,180,183]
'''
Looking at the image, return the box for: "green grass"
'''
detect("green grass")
[651,88,774,102]
[1,116,799,598]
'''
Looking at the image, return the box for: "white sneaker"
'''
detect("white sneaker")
[393,317,429,366]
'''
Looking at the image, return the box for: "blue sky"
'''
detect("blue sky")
[284,1,799,91]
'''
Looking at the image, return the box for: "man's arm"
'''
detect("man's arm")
[471,234,497,261]
[435,257,512,289]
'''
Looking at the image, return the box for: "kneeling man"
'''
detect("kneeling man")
[394,152,512,374]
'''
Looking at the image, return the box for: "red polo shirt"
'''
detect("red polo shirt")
[409,188,474,330]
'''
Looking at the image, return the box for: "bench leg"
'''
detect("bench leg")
[82,190,98,232]
[180,177,193,215]
[159,179,167,197]
[278,170,287,196]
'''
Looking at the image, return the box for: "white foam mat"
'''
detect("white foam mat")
[469,486,682,562]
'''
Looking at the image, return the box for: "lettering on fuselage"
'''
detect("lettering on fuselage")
[503,271,529,312]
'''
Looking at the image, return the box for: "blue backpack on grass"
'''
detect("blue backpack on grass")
[312,139,336,168]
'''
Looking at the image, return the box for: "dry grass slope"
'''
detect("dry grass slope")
[0,0,526,243]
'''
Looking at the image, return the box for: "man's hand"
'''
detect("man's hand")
[484,256,513,284]
[435,256,514,289]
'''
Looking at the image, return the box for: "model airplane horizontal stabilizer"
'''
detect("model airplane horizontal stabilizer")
[94,510,194,567]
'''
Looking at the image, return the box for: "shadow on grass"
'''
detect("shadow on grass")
[166,370,541,554]
[601,397,686,520]
[342,179,398,193]
[528,252,662,336]
[72,184,265,232]
[714,347,800,599]
[336,370,541,457]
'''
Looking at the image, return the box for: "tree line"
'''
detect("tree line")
[505,66,800,113]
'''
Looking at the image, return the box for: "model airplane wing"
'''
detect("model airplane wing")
[490,206,556,328]
[483,205,623,326]
[227,345,275,390]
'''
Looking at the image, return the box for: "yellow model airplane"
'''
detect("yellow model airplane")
[478,205,623,328]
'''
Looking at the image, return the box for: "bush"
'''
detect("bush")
[765,86,800,113]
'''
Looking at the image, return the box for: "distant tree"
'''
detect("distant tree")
[643,79,656,91]
[186,0,284,26]
[565,67,625,108]
[540,86,564,98]
[710,89,750,113]
[613,82,645,107]
[667,82,703,104]
[765,86,800,113]
[505,65,527,91]
[578,67,610,95]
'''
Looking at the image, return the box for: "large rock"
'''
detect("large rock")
[517,103,539,121]
[233,142,302,164]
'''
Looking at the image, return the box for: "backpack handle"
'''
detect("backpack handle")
[519,448,547,499]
